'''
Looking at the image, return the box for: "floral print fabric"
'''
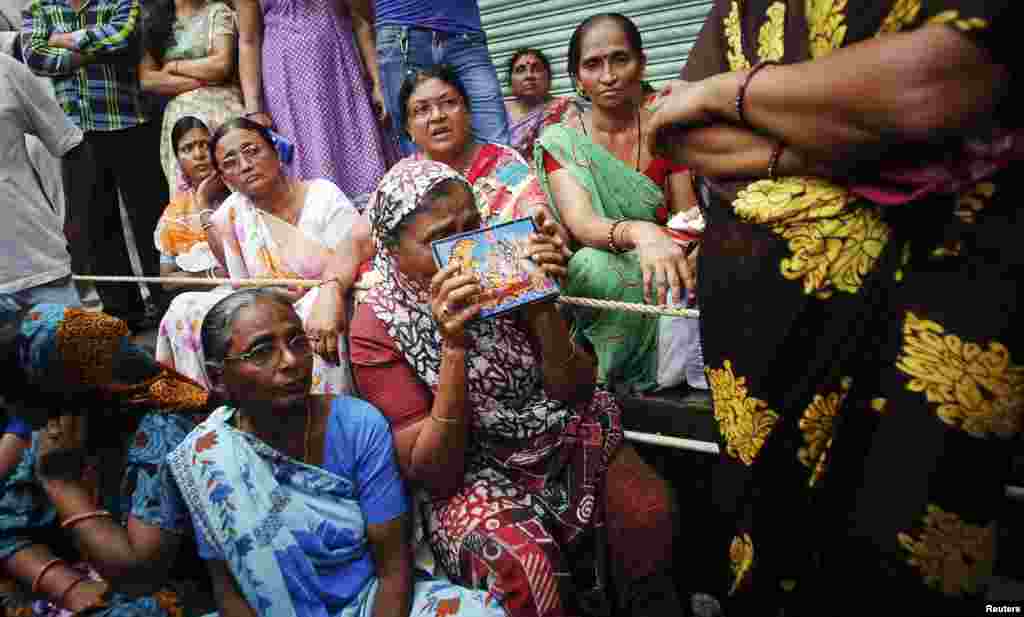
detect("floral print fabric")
[681,0,1021,614]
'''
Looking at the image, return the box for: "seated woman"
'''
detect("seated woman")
[350,159,680,617]
[0,296,213,616]
[153,116,231,296]
[139,0,246,193]
[504,48,571,162]
[166,288,506,616]
[156,117,370,395]
[536,13,707,394]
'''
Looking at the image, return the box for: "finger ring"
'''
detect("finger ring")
[442,303,450,317]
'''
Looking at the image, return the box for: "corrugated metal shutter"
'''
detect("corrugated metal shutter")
[479,0,715,98]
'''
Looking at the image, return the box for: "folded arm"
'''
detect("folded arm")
[166,33,236,84]
[138,50,206,96]
[62,0,140,55]
[652,24,1009,174]
[21,8,91,76]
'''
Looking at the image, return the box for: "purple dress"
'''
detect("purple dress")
[261,0,395,197]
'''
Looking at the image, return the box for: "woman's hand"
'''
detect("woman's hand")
[371,80,390,125]
[646,79,718,157]
[196,173,229,209]
[246,112,273,128]
[528,207,570,284]
[35,414,94,501]
[305,281,346,364]
[429,263,481,349]
[629,222,694,305]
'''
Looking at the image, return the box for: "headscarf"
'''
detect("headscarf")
[10,299,208,414]
[366,159,475,383]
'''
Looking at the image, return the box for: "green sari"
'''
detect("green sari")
[536,119,664,393]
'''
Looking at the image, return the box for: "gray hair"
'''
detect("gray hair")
[201,288,293,367]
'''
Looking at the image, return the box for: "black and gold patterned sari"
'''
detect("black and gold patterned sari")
[681,1,1021,614]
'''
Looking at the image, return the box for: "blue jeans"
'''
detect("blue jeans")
[377,25,510,156]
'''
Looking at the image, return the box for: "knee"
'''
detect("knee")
[465,529,567,616]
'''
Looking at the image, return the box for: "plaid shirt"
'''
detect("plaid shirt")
[21,0,145,132]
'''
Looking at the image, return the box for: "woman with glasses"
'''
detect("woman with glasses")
[156,117,372,396]
[166,288,507,617]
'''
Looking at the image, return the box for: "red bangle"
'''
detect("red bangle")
[61,510,113,529]
[735,60,778,129]
[32,558,66,594]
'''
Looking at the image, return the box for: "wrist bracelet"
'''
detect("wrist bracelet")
[32,558,66,594]
[607,219,628,254]
[430,413,460,425]
[735,60,777,129]
[61,510,112,530]
[768,141,785,180]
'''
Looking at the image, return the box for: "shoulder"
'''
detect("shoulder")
[304,178,352,206]
[0,53,30,82]
[330,395,390,431]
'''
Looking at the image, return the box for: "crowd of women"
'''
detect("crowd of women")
[2,1,1022,616]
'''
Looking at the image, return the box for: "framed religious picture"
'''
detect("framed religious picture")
[432,217,561,320]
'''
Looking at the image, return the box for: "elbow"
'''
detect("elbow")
[409,466,463,502]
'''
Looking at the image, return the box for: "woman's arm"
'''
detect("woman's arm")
[366,515,413,617]
[159,261,227,292]
[138,50,206,96]
[235,0,265,118]
[523,305,596,403]
[207,559,258,617]
[4,544,110,612]
[167,33,236,84]
[652,25,1008,171]
[368,344,471,500]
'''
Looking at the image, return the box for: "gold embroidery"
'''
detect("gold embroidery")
[733,178,889,299]
[708,360,780,465]
[897,312,1023,438]
[798,377,852,487]
[725,0,751,71]
[878,0,921,35]
[895,243,912,282]
[729,533,754,595]
[954,182,996,224]
[806,0,848,58]
[757,3,786,61]
[870,397,888,414]
[897,504,996,597]
[929,10,988,32]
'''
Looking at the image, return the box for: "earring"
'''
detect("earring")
[575,84,586,98]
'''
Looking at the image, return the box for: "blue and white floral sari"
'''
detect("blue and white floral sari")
[168,405,507,617]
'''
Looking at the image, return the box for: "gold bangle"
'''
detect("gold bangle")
[60,510,113,529]
[429,413,460,425]
[608,219,628,254]
[32,558,66,594]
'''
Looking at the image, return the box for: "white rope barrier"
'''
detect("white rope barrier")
[72,275,701,319]
[624,430,720,454]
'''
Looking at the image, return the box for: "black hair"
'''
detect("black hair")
[506,48,552,85]
[567,13,644,86]
[381,178,472,250]
[209,116,277,172]
[141,0,176,60]
[201,288,294,367]
[397,64,471,138]
[171,115,210,155]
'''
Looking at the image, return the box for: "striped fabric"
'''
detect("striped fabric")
[21,0,146,131]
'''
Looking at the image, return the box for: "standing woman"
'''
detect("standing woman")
[646,1,1021,614]
[235,0,393,198]
[139,0,246,193]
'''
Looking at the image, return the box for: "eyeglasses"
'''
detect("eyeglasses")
[409,97,464,122]
[219,143,271,173]
[223,334,313,368]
